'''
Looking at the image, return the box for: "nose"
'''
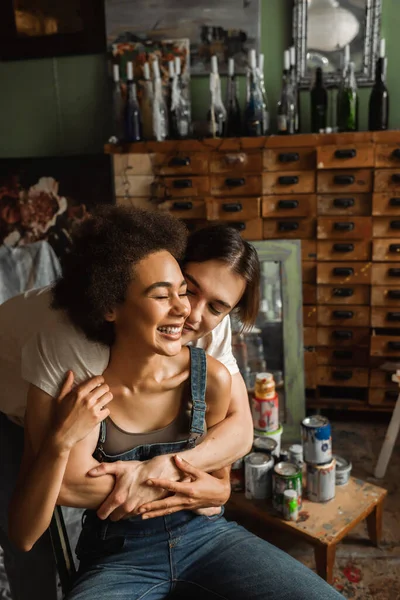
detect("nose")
[171,294,190,319]
[187,296,202,325]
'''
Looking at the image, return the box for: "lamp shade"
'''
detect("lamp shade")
[308,0,360,52]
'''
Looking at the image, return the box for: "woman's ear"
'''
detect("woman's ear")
[104,309,116,322]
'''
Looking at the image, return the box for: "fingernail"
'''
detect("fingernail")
[90,468,98,474]
[142,515,149,520]
[146,479,153,486]
[139,508,146,514]
[175,455,182,462]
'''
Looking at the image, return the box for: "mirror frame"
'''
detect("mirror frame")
[293,0,382,90]
[250,240,305,443]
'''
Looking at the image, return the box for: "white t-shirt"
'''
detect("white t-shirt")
[0,287,238,425]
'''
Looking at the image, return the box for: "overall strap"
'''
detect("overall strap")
[188,346,207,441]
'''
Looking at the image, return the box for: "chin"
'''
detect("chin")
[181,330,197,345]
[156,340,183,356]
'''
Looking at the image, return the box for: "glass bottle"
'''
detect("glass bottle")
[258,53,270,135]
[244,49,264,137]
[225,57,242,137]
[207,55,226,138]
[109,64,124,144]
[369,55,389,131]
[336,44,350,131]
[311,67,328,133]
[289,46,300,133]
[140,62,154,140]
[152,59,169,142]
[337,61,358,132]
[124,61,142,143]
[171,56,191,139]
[277,50,295,135]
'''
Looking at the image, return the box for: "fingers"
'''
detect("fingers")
[58,371,75,400]
[138,494,194,515]
[173,455,202,478]
[145,477,194,495]
[75,376,106,400]
[141,504,187,519]
[86,383,112,406]
[88,462,121,477]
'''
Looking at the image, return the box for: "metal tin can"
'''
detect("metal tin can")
[272,462,302,512]
[230,458,244,492]
[252,393,279,433]
[306,459,336,502]
[288,444,304,469]
[334,455,352,486]
[254,372,275,399]
[301,415,332,465]
[254,425,283,457]
[283,489,298,522]
[253,436,278,456]
[279,450,290,462]
[245,452,274,500]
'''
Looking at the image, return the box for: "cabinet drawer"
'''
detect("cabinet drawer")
[210,151,262,174]
[371,286,400,306]
[317,327,370,347]
[114,153,209,176]
[304,327,317,347]
[263,218,316,239]
[263,171,315,194]
[204,218,263,241]
[372,239,400,261]
[372,263,400,285]
[158,199,206,220]
[114,175,155,197]
[156,176,209,198]
[374,169,400,193]
[317,284,370,305]
[302,262,317,283]
[369,388,398,407]
[373,217,400,238]
[372,193,400,216]
[317,216,372,240]
[316,347,370,367]
[371,307,400,327]
[262,195,316,218]
[317,194,371,216]
[317,170,372,194]
[317,144,374,170]
[303,283,317,304]
[304,351,318,389]
[317,366,369,387]
[263,148,315,171]
[317,240,370,261]
[207,198,260,221]
[210,175,261,197]
[317,305,370,327]
[302,240,317,262]
[371,335,400,357]
[303,306,317,326]
[317,262,371,285]
[370,369,398,389]
[375,145,400,168]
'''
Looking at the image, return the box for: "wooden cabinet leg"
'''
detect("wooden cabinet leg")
[314,543,336,585]
[366,500,384,547]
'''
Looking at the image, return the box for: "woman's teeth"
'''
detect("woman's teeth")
[157,326,181,334]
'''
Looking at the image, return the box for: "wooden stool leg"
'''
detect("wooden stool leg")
[314,543,336,585]
[366,500,384,547]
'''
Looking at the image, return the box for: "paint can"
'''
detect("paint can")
[252,373,279,433]
[254,424,283,457]
[245,452,275,500]
[301,415,332,465]
[230,457,245,492]
[288,444,304,470]
[279,450,290,462]
[272,462,302,512]
[306,459,336,502]
[283,489,299,522]
[334,455,352,486]
[252,436,278,457]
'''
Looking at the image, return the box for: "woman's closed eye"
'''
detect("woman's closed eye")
[209,304,222,316]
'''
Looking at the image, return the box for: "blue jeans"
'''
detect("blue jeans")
[68,510,344,600]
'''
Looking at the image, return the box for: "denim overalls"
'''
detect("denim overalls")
[68,346,345,600]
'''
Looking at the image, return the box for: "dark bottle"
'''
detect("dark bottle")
[109,64,124,144]
[311,67,328,133]
[369,57,389,131]
[226,57,242,137]
[289,46,301,133]
[207,55,226,138]
[277,50,295,135]
[337,62,358,132]
[124,61,142,142]
[244,49,265,137]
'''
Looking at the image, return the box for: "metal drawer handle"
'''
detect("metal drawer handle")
[225,177,245,187]
[388,268,400,277]
[278,176,299,185]
[333,350,353,359]
[334,175,355,185]
[388,341,400,350]
[334,222,354,232]
[390,220,400,230]
[387,312,400,321]
[278,221,299,232]
[389,244,400,253]
[333,287,354,297]
[389,197,400,206]
[333,243,354,252]
[334,149,357,159]
[385,390,398,400]
[332,370,353,380]
[333,310,354,319]
[172,201,193,210]
[278,152,300,163]
[231,222,246,231]
[224,154,245,165]
[333,267,354,276]
[173,179,192,189]
[333,330,353,340]
[169,156,190,167]
[222,203,242,213]
[392,174,400,183]
[333,197,355,208]
[388,290,400,299]
[391,149,400,160]
[278,200,299,209]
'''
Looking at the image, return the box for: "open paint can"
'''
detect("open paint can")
[254,425,283,457]
[334,455,352,485]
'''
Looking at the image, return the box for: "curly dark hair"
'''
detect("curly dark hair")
[52,205,188,346]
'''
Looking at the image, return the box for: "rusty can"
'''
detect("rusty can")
[306,459,336,502]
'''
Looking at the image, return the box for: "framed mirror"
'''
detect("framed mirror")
[231,240,305,443]
[293,0,382,89]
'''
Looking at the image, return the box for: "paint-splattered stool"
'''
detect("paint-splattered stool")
[226,477,387,585]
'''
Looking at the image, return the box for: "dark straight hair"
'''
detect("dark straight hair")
[183,224,260,329]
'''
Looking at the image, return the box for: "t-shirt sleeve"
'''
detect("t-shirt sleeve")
[207,316,239,376]
[21,315,110,398]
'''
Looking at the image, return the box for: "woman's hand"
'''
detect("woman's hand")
[52,371,113,452]
[137,456,231,519]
